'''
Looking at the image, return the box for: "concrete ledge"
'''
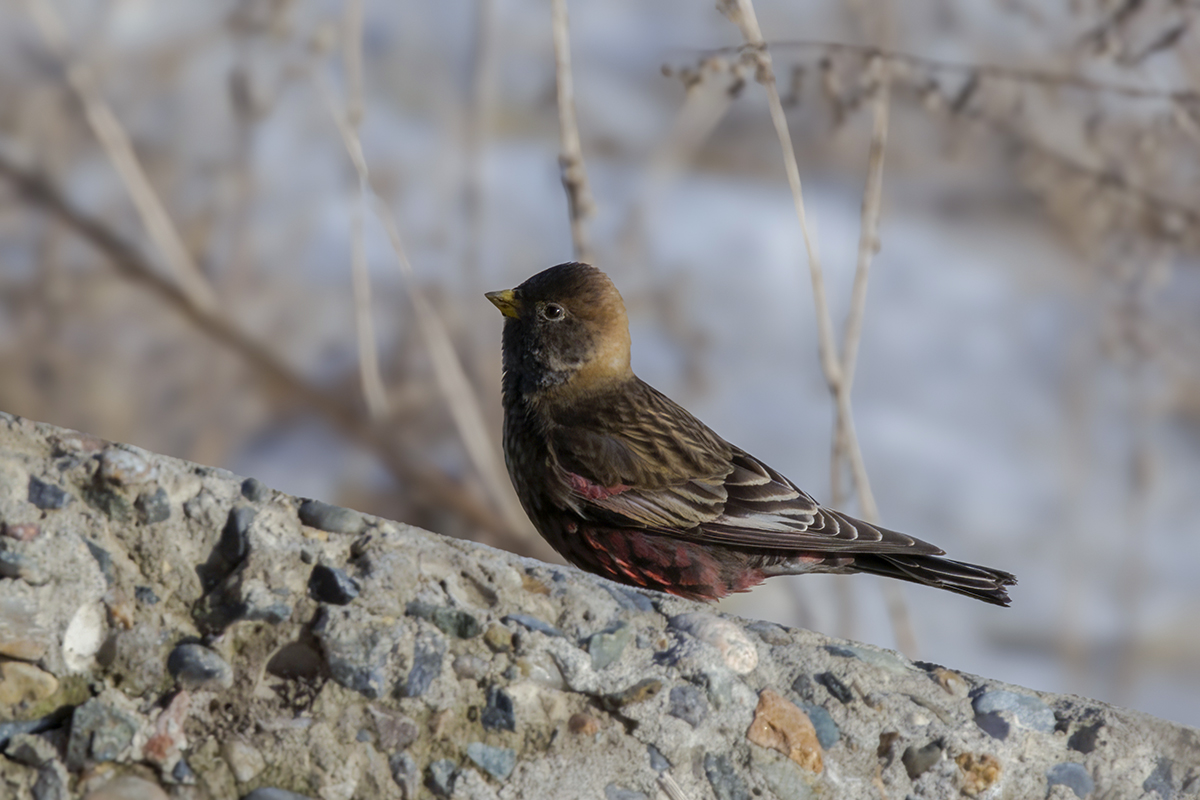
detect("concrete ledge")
[0,412,1196,799]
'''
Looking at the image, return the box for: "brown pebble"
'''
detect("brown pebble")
[51,432,106,454]
[934,667,967,695]
[746,688,823,773]
[877,731,900,761]
[105,590,136,630]
[957,752,1001,796]
[0,660,59,704]
[568,712,601,735]
[521,573,551,595]
[483,622,513,653]
[2,523,40,542]
[603,678,663,710]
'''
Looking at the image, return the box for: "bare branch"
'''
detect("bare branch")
[551,0,595,264]
[23,0,218,313]
[720,0,845,394]
[690,39,1199,103]
[342,0,389,421]
[0,152,521,546]
[312,71,535,542]
[722,0,917,656]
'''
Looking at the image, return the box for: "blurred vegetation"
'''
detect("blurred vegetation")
[0,0,1198,720]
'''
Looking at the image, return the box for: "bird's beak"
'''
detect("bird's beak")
[485,289,521,319]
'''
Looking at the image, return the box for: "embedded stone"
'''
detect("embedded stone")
[167,643,234,690]
[309,564,360,605]
[298,499,365,534]
[466,742,516,780]
[746,688,823,773]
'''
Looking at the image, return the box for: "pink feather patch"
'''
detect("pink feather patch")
[567,472,631,500]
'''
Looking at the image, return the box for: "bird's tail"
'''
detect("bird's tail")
[850,553,1016,606]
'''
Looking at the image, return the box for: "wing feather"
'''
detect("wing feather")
[549,379,942,556]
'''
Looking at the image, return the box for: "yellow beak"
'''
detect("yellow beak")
[485,289,521,319]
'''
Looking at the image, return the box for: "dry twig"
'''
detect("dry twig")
[311,70,534,542]
[342,0,389,421]
[551,0,595,264]
[722,0,917,655]
[695,39,1200,102]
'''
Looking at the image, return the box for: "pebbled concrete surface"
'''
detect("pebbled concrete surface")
[0,411,1197,799]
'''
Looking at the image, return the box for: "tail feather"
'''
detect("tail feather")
[851,553,1016,606]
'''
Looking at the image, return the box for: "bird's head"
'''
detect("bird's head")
[486,262,632,402]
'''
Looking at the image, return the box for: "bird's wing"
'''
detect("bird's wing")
[550,381,942,555]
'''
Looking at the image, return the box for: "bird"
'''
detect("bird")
[486,262,1016,605]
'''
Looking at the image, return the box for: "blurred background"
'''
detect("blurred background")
[1,0,1198,727]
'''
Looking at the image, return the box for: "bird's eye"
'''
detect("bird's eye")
[540,302,566,321]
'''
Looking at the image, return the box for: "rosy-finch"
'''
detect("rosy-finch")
[486,262,1015,605]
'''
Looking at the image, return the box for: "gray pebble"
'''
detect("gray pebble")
[453,654,489,681]
[135,586,159,605]
[0,551,46,584]
[647,744,670,772]
[902,740,943,779]
[98,447,155,484]
[238,591,292,625]
[426,759,457,797]
[701,669,734,710]
[84,540,114,584]
[750,746,815,800]
[220,506,256,563]
[171,758,196,784]
[33,761,69,800]
[83,485,132,521]
[66,698,141,769]
[466,741,516,780]
[309,565,359,605]
[389,752,419,799]
[0,711,66,749]
[791,673,815,703]
[603,584,655,612]
[668,684,708,728]
[1047,762,1095,799]
[27,476,70,509]
[502,613,564,638]
[6,732,58,766]
[135,487,171,524]
[1068,720,1102,753]
[816,671,853,704]
[703,753,751,800]
[400,629,446,698]
[1142,758,1174,798]
[241,477,269,502]
[801,702,840,749]
[314,608,396,699]
[167,643,234,691]
[482,686,516,731]
[298,499,365,535]
[974,711,1010,740]
[604,785,647,800]
[370,707,419,751]
[587,622,633,670]
[242,790,317,800]
[972,690,1055,732]
[406,601,482,639]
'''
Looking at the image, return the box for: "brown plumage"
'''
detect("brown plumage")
[486,262,1016,605]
